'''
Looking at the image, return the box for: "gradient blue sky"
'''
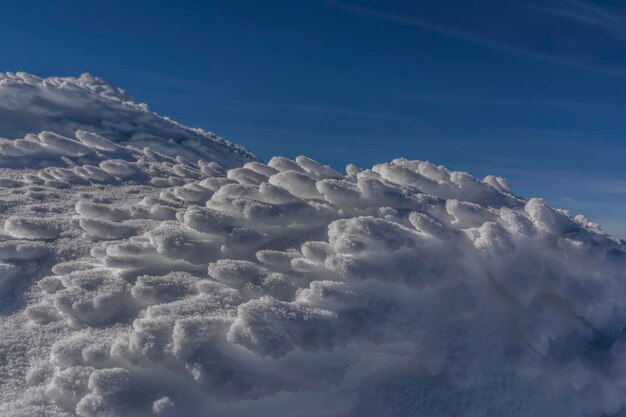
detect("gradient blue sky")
[2,0,626,237]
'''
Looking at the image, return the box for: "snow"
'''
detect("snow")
[0,73,626,417]
[0,72,256,167]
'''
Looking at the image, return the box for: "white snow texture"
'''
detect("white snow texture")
[0,72,625,417]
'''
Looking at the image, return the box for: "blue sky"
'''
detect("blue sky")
[2,0,626,237]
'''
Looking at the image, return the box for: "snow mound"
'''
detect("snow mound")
[1,74,626,417]
[0,72,256,167]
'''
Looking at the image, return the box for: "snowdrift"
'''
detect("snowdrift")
[1,73,626,417]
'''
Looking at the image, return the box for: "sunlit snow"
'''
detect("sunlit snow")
[1,72,625,417]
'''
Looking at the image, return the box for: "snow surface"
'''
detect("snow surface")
[1,73,626,417]
[0,72,256,167]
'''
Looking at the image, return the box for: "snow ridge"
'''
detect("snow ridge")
[0,74,626,417]
[0,72,256,167]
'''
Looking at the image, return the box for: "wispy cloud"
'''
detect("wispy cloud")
[397,92,592,108]
[562,0,622,25]
[223,98,421,123]
[326,0,626,77]
[519,0,624,38]
[582,179,626,195]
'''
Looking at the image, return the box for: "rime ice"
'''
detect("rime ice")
[0,73,625,417]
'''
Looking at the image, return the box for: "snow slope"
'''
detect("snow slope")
[1,73,626,417]
[0,72,256,167]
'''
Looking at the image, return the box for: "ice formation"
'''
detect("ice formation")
[0,72,255,166]
[1,72,626,417]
